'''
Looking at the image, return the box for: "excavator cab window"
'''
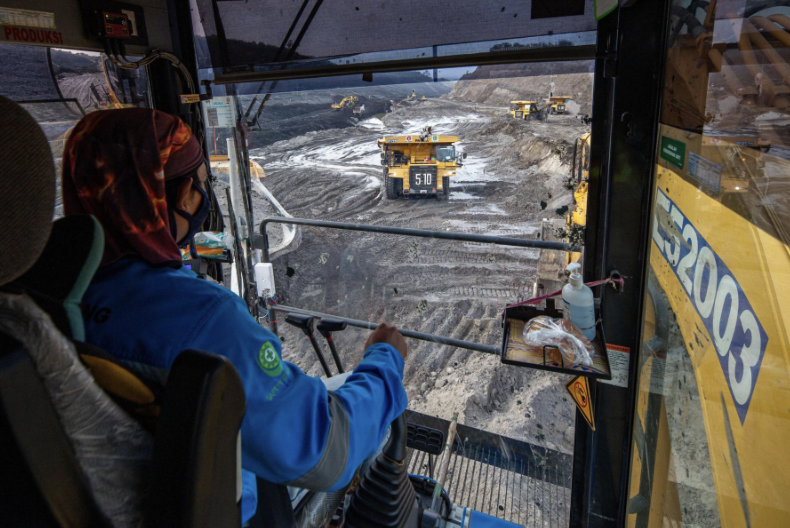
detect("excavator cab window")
[0,43,151,217]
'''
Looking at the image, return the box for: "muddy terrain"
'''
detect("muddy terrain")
[253,92,590,454]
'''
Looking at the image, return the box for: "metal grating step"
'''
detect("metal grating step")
[405,411,572,527]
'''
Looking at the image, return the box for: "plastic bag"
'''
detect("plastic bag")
[0,293,153,527]
[522,316,594,367]
[181,231,231,260]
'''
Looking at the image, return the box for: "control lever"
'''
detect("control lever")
[345,415,419,528]
[316,318,347,374]
[284,314,333,377]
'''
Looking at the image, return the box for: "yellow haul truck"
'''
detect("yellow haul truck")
[378,127,464,199]
[547,96,572,114]
[510,100,543,120]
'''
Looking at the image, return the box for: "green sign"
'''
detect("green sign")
[660,136,686,169]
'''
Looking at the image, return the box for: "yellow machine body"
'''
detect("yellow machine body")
[548,95,572,114]
[627,124,790,527]
[331,95,358,110]
[532,131,590,296]
[378,134,461,198]
[509,100,541,119]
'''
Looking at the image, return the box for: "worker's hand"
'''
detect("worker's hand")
[365,322,407,361]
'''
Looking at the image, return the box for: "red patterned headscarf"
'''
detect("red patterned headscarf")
[62,108,204,267]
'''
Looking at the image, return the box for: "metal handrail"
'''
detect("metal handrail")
[259,216,580,355]
[272,305,501,355]
[260,216,581,262]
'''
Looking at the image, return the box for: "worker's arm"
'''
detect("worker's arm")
[190,294,408,490]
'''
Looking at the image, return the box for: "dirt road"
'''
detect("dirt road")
[256,95,589,453]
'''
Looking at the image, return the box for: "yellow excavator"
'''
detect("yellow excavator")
[331,95,358,110]
[533,131,590,297]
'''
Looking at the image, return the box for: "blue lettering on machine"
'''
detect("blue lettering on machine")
[652,188,768,424]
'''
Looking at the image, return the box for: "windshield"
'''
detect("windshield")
[206,59,595,526]
[435,146,455,162]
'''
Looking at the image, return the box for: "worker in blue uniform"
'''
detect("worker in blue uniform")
[61,108,408,524]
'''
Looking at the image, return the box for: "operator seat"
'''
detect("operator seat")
[0,96,246,528]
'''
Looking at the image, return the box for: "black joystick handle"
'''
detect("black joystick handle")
[317,318,347,374]
[284,314,333,377]
[383,412,408,463]
[344,415,419,528]
[317,319,347,335]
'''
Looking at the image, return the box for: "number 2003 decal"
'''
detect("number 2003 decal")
[653,188,768,424]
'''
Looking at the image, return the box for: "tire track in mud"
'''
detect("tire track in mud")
[257,97,589,456]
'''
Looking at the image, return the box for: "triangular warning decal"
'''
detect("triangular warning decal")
[565,375,595,430]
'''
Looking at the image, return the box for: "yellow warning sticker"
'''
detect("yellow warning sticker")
[180,94,202,104]
[565,375,595,430]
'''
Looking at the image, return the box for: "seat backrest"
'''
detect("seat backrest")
[12,215,105,341]
[0,292,149,527]
[0,337,110,528]
[0,94,110,527]
[148,350,246,528]
[0,96,55,287]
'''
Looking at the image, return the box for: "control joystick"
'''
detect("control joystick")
[344,415,419,528]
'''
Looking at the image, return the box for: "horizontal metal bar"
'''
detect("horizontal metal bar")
[272,304,501,355]
[14,97,86,116]
[14,98,81,105]
[260,216,580,261]
[214,45,597,85]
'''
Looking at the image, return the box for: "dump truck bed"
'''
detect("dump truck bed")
[379,135,459,145]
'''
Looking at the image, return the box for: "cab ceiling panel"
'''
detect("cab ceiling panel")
[0,0,171,54]
[193,0,596,71]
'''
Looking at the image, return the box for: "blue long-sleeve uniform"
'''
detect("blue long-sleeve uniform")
[80,258,408,524]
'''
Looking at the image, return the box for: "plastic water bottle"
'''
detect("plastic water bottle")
[562,263,596,341]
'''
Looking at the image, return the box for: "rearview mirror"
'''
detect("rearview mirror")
[463,152,467,159]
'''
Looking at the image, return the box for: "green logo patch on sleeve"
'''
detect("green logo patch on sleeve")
[257,342,283,377]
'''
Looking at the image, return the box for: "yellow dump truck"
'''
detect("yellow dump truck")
[378,127,465,199]
[510,100,543,120]
[331,95,358,110]
[547,96,572,114]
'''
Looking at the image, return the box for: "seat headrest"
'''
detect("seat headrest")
[12,215,105,341]
[0,96,56,286]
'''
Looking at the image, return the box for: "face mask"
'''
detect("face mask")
[169,180,211,252]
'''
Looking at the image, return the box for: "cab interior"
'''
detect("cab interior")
[1,1,789,528]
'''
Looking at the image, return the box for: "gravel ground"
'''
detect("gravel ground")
[252,92,591,454]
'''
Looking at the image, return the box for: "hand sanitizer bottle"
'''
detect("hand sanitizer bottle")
[562,263,596,341]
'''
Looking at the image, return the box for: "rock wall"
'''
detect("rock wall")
[447,63,594,114]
